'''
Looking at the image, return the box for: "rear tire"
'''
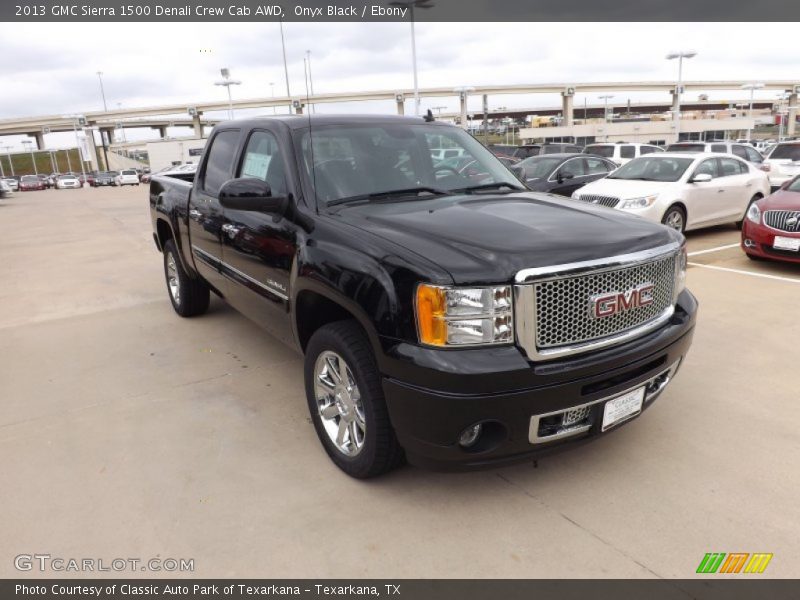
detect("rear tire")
[304,320,404,478]
[163,239,210,317]
[661,205,686,233]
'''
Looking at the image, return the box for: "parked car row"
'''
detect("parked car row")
[488,139,800,266]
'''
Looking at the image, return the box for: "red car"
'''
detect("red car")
[742,176,800,263]
[19,175,46,191]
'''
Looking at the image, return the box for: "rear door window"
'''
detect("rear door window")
[744,146,763,163]
[731,145,749,160]
[710,144,728,153]
[718,157,746,176]
[584,157,613,174]
[620,145,636,159]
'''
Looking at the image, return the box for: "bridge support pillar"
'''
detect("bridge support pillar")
[395,94,405,115]
[31,131,45,150]
[192,113,203,138]
[787,92,798,137]
[561,92,574,127]
[294,103,304,115]
[459,92,468,129]
[155,126,167,139]
[100,127,116,145]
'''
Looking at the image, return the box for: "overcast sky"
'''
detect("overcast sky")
[0,21,798,149]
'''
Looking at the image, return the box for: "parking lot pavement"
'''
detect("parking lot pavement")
[1,188,798,579]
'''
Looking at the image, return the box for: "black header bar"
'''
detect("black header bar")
[6,0,800,22]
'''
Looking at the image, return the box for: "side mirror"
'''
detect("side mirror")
[218,177,288,214]
[691,173,713,183]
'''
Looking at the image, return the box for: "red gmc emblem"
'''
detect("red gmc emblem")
[591,283,655,319]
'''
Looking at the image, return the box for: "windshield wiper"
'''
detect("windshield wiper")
[328,186,452,207]
[453,182,526,194]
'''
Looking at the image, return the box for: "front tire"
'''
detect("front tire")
[662,205,686,233]
[163,239,210,317]
[304,321,404,478]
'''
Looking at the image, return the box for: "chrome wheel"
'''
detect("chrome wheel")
[166,252,180,305]
[664,209,684,232]
[314,351,366,457]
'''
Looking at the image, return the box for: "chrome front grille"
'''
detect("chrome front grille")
[764,210,800,232]
[575,194,620,208]
[513,243,681,361]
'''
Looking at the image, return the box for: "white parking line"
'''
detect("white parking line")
[688,262,800,284]
[687,243,741,257]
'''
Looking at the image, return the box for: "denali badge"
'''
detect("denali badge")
[591,283,655,319]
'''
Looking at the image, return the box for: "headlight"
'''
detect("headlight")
[619,195,658,210]
[746,202,761,225]
[571,191,580,199]
[416,284,513,347]
[674,244,687,300]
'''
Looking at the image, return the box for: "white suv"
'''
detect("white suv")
[571,152,770,233]
[667,141,766,168]
[762,141,800,189]
[582,143,663,166]
[116,169,140,186]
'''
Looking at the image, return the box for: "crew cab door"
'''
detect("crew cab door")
[187,128,241,294]
[219,128,297,342]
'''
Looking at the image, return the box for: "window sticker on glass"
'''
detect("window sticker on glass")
[242,153,271,180]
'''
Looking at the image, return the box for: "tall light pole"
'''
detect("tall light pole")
[666,50,697,140]
[63,115,88,183]
[279,20,291,113]
[390,0,434,116]
[96,71,108,112]
[306,50,315,113]
[215,68,242,120]
[22,140,37,175]
[741,82,765,141]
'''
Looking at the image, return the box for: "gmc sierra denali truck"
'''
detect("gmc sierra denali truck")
[149,115,697,478]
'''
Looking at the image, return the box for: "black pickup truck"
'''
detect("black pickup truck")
[149,115,697,478]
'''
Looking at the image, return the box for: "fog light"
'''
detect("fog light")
[744,239,756,248]
[458,423,483,447]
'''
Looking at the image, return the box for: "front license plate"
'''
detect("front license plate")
[602,386,645,431]
[773,236,800,251]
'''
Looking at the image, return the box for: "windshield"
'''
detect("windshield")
[516,156,564,179]
[584,145,614,158]
[296,123,522,205]
[607,156,694,182]
[769,144,800,160]
[21,175,38,182]
[121,170,136,175]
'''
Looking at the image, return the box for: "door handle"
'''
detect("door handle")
[188,209,202,220]
[745,182,753,187]
[717,189,725,193]
[221,223,241,237]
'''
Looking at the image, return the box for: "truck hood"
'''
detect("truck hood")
[336,192,679,284]
[577,178,674,199]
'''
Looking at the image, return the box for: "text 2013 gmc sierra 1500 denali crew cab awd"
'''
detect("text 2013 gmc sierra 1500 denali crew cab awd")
[149,115,697,478]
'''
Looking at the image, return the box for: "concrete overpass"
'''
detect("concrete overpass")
[1,79,798,148]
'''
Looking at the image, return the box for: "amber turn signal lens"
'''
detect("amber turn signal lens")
[416,284,447,346]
